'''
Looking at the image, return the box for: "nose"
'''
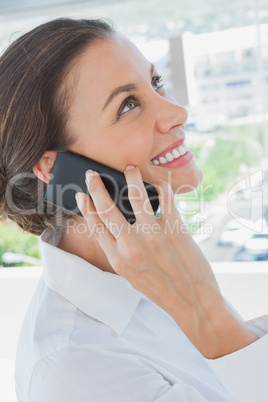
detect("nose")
[153,95,188,134]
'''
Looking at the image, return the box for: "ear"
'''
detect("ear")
[32,151,58,184]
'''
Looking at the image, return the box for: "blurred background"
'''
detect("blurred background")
[0,0,268,265]
[0,1,268,400]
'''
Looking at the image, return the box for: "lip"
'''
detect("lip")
[150,137,185,161]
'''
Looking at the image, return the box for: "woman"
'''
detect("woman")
[0,18,267,402]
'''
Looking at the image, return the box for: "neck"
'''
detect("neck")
[57,216,117,275]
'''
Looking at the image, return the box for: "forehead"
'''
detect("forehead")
[66,35,152,127]
[76,34,151,82]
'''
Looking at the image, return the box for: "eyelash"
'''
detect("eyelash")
[117,74,165,119]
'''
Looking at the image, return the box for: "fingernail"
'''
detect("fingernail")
[125,165,136,171]
[85,169,94,182]
[75,192,84,208]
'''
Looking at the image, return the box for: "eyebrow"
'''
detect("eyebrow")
[102,63,155,111]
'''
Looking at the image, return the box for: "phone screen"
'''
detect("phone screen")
[44,151,160,224]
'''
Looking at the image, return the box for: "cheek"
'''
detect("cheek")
[116,122,152,161]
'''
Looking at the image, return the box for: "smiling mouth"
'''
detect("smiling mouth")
[150,142,188,165]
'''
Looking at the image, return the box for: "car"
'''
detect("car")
[218,219,252,247]
[244,233,268,257]
[234,247,268,261]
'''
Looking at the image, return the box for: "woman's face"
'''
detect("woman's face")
[66,34,203,194]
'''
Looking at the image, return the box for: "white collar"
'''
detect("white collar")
[39,228,148,335]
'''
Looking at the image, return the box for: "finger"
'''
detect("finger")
[75,190,102,229]
[123,165,155,223]
[75,192,117,256]
[154,179,183,224]
[85,169,128,237]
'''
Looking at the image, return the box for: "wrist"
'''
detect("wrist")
[202,299,260,359]
[167,289,259,359]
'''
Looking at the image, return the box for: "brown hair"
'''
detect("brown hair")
[0,18,115,236]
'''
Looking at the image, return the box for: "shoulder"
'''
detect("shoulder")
[28,345,208,402]
[15,277,107,401]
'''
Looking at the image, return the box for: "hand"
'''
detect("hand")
[75,165,220,312]
[76,166,259,358]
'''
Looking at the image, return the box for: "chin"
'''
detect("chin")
[171,166,204,195]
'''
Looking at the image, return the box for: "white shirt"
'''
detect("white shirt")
[14,227,268,402]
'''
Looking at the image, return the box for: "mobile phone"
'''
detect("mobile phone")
[44,150,160,224]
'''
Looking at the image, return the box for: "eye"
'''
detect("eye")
[152,74,164,90]
[117,74,165,119]
[118,96,139,117]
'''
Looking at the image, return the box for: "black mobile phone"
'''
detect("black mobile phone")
[44,150,160,224]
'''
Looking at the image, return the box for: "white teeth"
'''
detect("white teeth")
[178,145,186,155]
[172,148,180,158]
[150,143,188,165]
[165,152,174,162]
[159,156,167,164]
